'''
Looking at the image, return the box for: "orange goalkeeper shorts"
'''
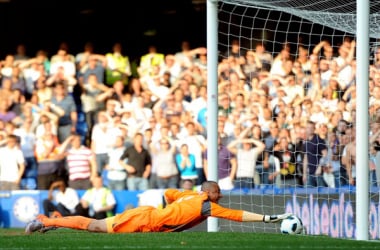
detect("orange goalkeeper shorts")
[106,206,156,233]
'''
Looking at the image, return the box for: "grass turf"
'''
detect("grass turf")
[1,228,379,249]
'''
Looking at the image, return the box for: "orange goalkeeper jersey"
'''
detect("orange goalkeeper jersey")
[111,189,244,233]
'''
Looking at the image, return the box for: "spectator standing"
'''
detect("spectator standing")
[0,77,15,102]
[34,103,62,139]
[312,40,334,62]
[370,122,380,187]
[18,58,47,99]
[14,117,38,187]
[105,42,131,86]
[323,130,344,188]
[204,136,237,190]
[127,77,144,103]
[190,84,207,122]
[176,144,198,183]
[0,134,25,190]
[35,50,51,76]
[0,98,18,124]
[282,75,305,104]
[49,46,76,92]
[60,134,98,190]
[105,135,127,190]
[75,42,95,73]
[159,54,182,84]
[79,54,107,85]
[338,125,352,186]
[290,124,307,186]
[227,126,265,189]
[35,123,65,190]
[168,122,183,148]
[262,121,280,186]
[80,74,109,146]
[149,137,179,189]
[254,43,273,71]
[46,66,77,94]
[242,50,262,83]
[91,111,116,175]
[51,81,77,143]
[302,120,328,187]
[223,39,244,60]
[180,121,207,185]
[273,137,299,188]
[250,124,269,187]
[14,43,29,62]
[174,41,206,71]
[7,66,27,95]
[9,89,25,121]
[341,125,356,186]
[50,42,75,65]
[218,92,233,118]
[138,45,164,78]
[370,143,378,187]
[133,96,153,128]
[1,54,16,78]
[96,80,125,108]
[119,133,152,191]
[270,47,292,78]
[34,77,53,105]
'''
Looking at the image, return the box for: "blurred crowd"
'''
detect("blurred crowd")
[0,37,379,194]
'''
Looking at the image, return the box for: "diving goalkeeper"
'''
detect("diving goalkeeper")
[25,181,290,234]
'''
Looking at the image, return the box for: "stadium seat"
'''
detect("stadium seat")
[21,178,37,190]
[76,111,88,138]
[101,170,109,188]
[23,168,37,179]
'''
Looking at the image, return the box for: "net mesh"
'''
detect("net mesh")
[220,0,380,38]
[216,0,380,238]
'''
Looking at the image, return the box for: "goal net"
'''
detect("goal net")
[216,0,380,239]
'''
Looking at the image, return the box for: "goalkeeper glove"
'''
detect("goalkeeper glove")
[263,213,292,223]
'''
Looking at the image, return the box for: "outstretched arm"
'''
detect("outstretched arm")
[210,202,291,223]
[242,211,292,223]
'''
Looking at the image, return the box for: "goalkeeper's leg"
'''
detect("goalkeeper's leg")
[26,214,109,233]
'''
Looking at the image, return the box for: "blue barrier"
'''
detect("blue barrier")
[0,190,142,228]
[226,185,366,195]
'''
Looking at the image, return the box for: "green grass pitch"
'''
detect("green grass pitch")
[1,228,380,249]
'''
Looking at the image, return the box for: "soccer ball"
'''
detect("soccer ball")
[280,215,303,235]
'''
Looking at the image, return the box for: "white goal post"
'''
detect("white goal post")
[207,0,378,240]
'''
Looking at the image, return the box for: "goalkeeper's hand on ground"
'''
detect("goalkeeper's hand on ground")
[263,213,292,223]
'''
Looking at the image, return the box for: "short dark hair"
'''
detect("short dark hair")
[7,134,21,144]
[181,179,194,186]
[201,181,218,191]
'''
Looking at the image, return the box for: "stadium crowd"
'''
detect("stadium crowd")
[0,37,380,194]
